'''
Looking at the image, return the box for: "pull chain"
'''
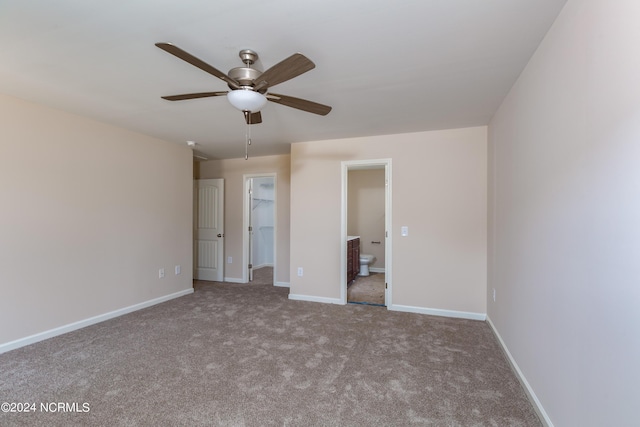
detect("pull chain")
[244,111,252,160]
[245,120,249,160]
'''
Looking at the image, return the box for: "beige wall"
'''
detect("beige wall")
[488,0,640,425]
[348,169,386,269]
[290,127,487,315]
[0,93,193,347]
[197,154,291,285]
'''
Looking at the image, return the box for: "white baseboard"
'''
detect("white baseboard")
[223,277,288,287]
[370,267,386,273]
[253,263,274,270]
[288,293,343,305]
[486,316,553,427]
[388,304,486,321]
[0,288,194,355]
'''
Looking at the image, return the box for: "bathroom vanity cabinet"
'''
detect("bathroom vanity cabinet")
[347,236,360,283]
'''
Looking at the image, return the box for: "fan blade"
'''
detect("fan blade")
[267,93,332,116]
[244,111,262,125]
[156,42,240,89]
[253,53,315,91]
[161,91,228,101]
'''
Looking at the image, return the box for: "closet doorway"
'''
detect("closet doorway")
[243,174,276,284]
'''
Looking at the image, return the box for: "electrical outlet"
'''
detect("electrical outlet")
[228,256,233,264]
[159,268,165,279]
[492,288,496,302]
[297,267,303,277]
[175,265,181,275]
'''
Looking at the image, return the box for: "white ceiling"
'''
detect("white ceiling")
[0,0,567,160]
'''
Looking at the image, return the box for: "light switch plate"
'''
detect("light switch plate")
[401,226,409,237]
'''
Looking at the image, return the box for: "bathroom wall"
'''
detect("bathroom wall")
[347,169,386,270]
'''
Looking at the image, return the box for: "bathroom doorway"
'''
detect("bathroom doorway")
[243,174,276,285]
[341,159,392,307]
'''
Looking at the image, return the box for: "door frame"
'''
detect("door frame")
[340,159,392,306]
[242,173,277,284]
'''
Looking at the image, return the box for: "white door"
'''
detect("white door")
[194,179,224,281]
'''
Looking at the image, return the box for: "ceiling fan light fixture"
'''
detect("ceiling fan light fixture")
[227,89,267,112]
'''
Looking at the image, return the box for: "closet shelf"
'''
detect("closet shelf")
[252,198,274,209]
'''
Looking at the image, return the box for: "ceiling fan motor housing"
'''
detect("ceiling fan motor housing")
[228,67,263,89]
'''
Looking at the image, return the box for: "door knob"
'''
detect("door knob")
[217,233,224,238]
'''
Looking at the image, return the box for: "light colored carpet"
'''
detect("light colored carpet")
[250,266,273,285]
[0,282,542,426]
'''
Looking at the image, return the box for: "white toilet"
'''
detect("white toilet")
[359,254,375,276]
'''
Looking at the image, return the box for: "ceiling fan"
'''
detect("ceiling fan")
[156,42,332,125]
